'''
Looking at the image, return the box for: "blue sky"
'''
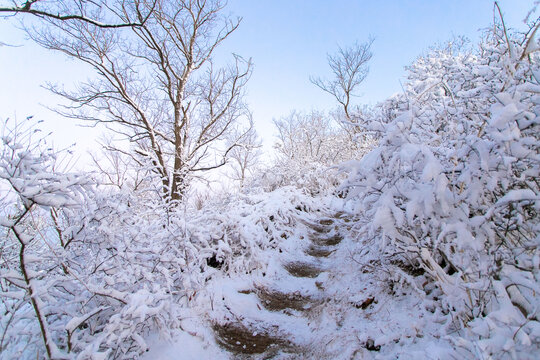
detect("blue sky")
[219,0,532,144]
[0,0,534,156]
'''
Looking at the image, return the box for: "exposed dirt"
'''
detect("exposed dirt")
[305,245,334,258]
[301,220,333,234]
[211,213,351,357]
[319,219,334,226]
[311,234,343,246]
[212,322,293,355]
[284,261,323,278]
[333,211,352,222]
[256,286,315,311]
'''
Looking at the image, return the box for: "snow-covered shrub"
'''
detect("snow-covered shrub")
[259,161,342,196]
[340,22,540,357]
[63,183,324,357]
[184,186,321,274]
[49,190,181,358]
[0,120,206,357]
[0,118,91,358]
[0,118,321,359]
[266,111,354,195]
[0,119,173,358]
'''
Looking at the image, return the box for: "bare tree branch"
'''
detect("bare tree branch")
[0,0,155,28]
[311,37,374,121]
[25,0,252,202]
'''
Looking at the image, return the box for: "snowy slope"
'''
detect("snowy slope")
[141,200,459,359]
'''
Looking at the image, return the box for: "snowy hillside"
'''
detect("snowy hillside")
[142,202,460,359]
[1,1,539,359]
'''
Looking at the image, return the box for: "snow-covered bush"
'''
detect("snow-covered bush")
[0,120,162,359]
[266,111,354,195]
[340,21,540,357]
[0,117,320,358]
[62,184,322,357]
[186,186,321,272]
[0,118,91,358]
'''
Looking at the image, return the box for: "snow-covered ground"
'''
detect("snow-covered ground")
[141,200,458,359]
[2,7,539,358]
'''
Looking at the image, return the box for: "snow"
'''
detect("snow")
[495,188,538,205]
[65,307,109,333]
[143,331,228,360]
[1,8,539,360]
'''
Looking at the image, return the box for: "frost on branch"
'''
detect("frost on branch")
[0,118,90,358]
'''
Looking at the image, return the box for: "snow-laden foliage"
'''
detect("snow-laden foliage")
[0,119,91,358]
[63,186,319,358]
[0,119,318,359]
[263,111,357,195]
[340,25,540,357]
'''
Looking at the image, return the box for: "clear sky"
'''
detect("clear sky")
[0,0,534,159]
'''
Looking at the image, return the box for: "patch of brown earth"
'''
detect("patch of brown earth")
[319,219,334,226]
[284,261,323,278]
[212,322,292,354]
[301,220,333,234]
[311,234,343,246]
[333,212,352,222]
[305,245,334,258]
[310,224,333,233]
[256,286,314,311]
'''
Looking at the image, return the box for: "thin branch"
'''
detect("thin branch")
[0,0,156,28]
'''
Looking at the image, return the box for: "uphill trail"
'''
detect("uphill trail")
[144,204,451,359]
[207,211,357,359]
[199,204,440,360]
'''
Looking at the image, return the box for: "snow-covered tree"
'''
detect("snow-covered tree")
[312,38,378,156]
[226,119,262,188]
[0,0,150,28]
[311,38,374,123]
[23,0,252,203]
[265,111,350,194]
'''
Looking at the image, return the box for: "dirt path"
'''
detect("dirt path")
[210,212,349,358]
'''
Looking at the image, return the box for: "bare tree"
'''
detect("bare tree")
[24,0,252,202]
[227,118,262,187]
[0,0,154,28]
[311,38,374,122]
